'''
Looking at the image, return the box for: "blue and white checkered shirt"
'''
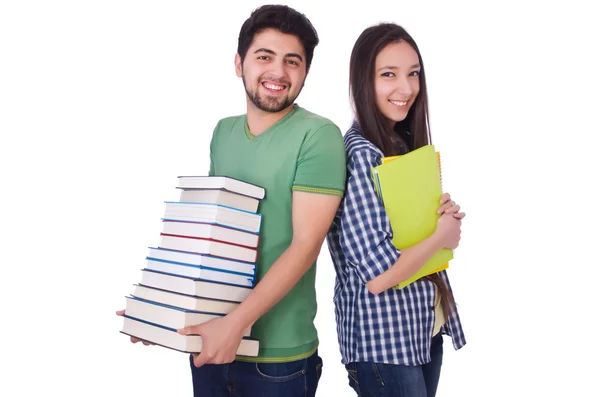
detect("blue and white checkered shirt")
[326,124,466,366]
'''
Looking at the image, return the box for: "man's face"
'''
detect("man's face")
[235,28,308,113]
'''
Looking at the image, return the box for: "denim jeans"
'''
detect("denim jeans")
[189,350,323,397]
[345,332,443,397]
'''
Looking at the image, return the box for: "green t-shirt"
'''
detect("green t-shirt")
[208,104,346,362]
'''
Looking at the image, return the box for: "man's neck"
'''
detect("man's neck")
[246,102,295,137]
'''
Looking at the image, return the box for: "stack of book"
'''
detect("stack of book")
[120,175,265,357]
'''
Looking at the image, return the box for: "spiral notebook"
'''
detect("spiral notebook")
[373,145,452,290]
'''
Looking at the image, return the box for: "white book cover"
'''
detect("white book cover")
[124,296,251,336]
[161,220,259,248]
[121,316,259,356]
[132,284,240,314]
[147,247,256,275]
[159,234,257,263]
[163,202,262,233]
[145,258,255,287]
[177,176,265,200]
[140,270,253,302]
[178,189,259,213]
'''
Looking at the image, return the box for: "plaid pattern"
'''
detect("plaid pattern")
[325,125,466,366]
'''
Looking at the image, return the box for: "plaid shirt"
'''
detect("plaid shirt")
[325,125,466,366]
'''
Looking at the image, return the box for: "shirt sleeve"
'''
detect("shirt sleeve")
[292,123,346,197]
[338,149,401,283]
[208,151,215,176]
[208,121,220,177]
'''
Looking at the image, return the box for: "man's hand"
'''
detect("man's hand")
[116,309,154,346]
[175,191,341,368]
[177,315,247,368]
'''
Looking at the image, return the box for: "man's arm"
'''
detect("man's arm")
[232,191,341,327]
[179,191,342,366]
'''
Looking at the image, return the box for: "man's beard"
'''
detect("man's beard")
[242,75,299,113]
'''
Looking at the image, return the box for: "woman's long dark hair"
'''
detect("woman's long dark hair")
[350,23,456,319]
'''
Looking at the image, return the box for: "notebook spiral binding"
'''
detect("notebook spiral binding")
[436,151,442,190]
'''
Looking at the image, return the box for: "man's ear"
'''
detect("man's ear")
[235,53,243,78]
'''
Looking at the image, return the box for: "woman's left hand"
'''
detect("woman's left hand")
[437,192,466,219]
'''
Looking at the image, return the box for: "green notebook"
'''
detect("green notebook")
[372,144,453,289]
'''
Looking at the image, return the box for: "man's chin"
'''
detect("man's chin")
[255,98,292,113]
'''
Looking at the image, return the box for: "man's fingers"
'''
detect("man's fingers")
[440,193,451,204]
[178,325,202,336]
[193,352,210,368]
[130,336,155,345]
[116,309,125,316]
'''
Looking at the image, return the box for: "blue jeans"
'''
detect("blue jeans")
[189,350,323,397]
[345,332,443,397]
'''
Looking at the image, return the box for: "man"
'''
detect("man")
[119,5,346,396]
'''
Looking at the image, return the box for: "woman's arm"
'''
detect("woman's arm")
[365,212,461,294]
[338,150,463,295]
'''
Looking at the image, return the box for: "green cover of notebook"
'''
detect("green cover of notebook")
[372,144,453,289]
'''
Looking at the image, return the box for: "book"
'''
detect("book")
[140,269,253,302]
[132,284,241,314]
[179,189,260,213]
[144,258,255,287]
[163,201,262,234]
[147,247,256,276]
[381,151,449,278]
[161,220,259,248]
[119,174,265,357]
[123,296,251,336]
[372,144,453,289]
[177,176,266,200]
[121,315,259,357]
[159,234,258,263]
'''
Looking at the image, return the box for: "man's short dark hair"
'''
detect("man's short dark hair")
[237,5,319,70]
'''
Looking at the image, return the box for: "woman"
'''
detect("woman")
[326,23,466,397]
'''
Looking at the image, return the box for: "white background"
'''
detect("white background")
[1,1,599,396]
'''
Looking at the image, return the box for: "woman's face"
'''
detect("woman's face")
[374,40,421,126]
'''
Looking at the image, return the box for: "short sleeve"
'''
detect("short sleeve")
[207,121,220,177]
[338,150,400,283]
[292,124,346,197]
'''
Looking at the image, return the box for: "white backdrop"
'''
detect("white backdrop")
[1,1,599,396]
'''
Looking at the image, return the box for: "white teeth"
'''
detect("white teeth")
[263,83,285,91]
[390,100,407,107]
